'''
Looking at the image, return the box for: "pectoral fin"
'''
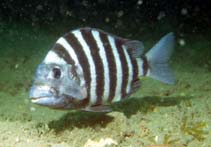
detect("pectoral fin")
[83,105,112,112]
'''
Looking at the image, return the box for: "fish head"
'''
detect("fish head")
[29,62,87,109]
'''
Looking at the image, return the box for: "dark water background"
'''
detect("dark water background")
[0,0,210,62]
[0,0,210,28]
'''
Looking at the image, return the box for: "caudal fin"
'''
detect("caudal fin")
[145,32,175,84]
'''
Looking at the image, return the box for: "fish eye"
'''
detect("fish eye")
[52,67,61,79]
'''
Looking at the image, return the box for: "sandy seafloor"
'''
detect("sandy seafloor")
[0,21,211,147]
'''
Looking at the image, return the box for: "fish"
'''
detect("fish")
[29,27,175,112]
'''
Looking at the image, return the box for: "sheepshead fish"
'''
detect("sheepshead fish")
[29,27,175,112]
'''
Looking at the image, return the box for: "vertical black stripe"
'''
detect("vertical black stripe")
[52,43,75,65]
[115,39,129,98]
[99,32,116,102]
[142,56,149,76]
[129,54,139,83]
[80,28,104,105]
[64,32,90,103]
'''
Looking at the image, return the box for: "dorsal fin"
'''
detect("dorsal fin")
[124,40,144,58]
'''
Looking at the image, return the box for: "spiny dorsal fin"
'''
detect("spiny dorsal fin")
[124,40,144,58]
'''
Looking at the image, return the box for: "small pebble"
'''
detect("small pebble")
[30,107,36,112]
[84,138,118,147]
[15,64,19,69]
[15,137,20,143]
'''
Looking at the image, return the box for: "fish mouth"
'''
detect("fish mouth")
[31,96,54,104]
[29,85,76,109]
[29,85,59,106]
[30,95,66,108]
[31,97,51,103]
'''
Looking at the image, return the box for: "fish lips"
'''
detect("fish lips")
[29,85,64,107]
[31,96,65,108]
[29,85,52,97]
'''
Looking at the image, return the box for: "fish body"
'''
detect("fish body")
[29,28,175,112]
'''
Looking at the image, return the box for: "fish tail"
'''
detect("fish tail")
[145,32,175,84]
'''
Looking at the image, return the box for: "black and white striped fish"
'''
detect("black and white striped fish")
[29,28,175,112]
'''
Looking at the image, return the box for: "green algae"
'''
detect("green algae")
[181,116,208,141]
[163,134,180,145]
